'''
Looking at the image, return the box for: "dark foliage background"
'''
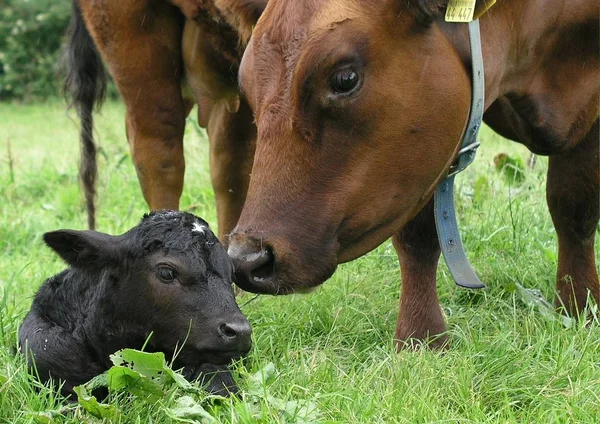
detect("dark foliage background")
[0,0,72,101]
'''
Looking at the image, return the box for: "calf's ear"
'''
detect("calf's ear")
[43,230,120,269]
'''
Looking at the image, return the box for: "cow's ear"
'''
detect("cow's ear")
[404,0,491,25]
[44,230,120,269]
[409,0,448,20]
[219,0,267,43]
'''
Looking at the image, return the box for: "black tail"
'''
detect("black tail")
[62,0,107,230]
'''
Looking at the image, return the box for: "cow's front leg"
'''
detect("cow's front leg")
[80,1,187,211]
[392,200,446,349]
[547,120,599,315]
[181,19,256,242]
[124,97,186,211]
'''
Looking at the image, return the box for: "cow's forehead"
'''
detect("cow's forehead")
[309,0,366,32]
[136,210,214,243]
[192,221,207,234]
[254,0,366,42]
[244,0,372,130]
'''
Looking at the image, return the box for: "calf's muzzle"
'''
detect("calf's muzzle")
[217,318,252,352]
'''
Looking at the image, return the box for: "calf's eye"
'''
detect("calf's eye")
[330,68,360,94]
[156,266,177,283]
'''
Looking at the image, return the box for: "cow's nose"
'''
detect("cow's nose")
[217,319,252,352]
[228,236,277,294]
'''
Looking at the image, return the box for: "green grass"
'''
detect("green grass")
[0,100,599,423]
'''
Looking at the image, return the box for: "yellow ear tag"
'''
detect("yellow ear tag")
[445,0,476,22]
[474,0,497,19]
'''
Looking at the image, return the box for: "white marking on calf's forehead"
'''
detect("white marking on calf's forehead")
[160,210,182,218]
[192,222,207,234]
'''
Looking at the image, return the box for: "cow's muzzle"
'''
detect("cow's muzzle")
[228,234,281,294]
[229,227,338,294]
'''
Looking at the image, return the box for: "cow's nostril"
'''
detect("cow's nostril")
[218,323,238,339]
[229,239,277,293]
[217,320,252,352]
[250,247,274,282]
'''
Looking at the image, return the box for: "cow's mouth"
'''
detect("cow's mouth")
[181,362,240,396]
[170,347,248,396]
[173,345,250,369]
[197,349,249,365]
[233,259,334,295]
[229,239,337,295]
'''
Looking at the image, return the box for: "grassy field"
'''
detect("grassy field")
[0,101,599,423]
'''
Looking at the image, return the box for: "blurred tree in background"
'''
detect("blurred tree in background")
[0,0,72,101]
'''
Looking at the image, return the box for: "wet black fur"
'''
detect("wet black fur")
[19,211,250,399]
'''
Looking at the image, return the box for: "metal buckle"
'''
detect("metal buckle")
[447,140,480,177]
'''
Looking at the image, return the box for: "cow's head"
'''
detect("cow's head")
[229,0,473,294]
[44,211,252,366]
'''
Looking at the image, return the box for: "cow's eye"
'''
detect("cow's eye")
[156,266,177,283]
[330,68,360,94]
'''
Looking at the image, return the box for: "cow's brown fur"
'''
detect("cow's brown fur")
[227,0,599,347]
[71,0,598,348]
[72,0,263,239]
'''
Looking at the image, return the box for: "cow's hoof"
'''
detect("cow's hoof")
[394,332,449,352]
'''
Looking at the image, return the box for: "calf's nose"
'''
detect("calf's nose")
[228,235,276,293]
[218,319,252,352]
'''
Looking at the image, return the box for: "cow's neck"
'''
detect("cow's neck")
[77,272,150,366]
[436,0,529,111]
[436,0,597,154]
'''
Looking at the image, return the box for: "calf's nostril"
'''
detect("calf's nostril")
[218,320,252,341]
[217,320,252,351]
[218,323,238,339]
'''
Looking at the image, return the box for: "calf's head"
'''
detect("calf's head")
[229,0,472,294]
[45,211,251,366]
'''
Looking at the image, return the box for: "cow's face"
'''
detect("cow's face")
[229,0,471,294]
[125,212,252,367]
[45,211,252,367]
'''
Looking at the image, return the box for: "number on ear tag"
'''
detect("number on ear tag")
[445,0,476,22]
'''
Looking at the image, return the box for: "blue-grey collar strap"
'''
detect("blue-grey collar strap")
[433,19,485,289]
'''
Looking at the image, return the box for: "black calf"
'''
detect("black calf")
[19,211,251,397]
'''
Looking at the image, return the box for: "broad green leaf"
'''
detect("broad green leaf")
[494,153,526,185]
[106,365,165,401]
[29,412,54,424]
[244,363,321,423]
[537,241,557,263]
[110,349,167,378]
[247,362,276,395]
[82,372,108,392]
[110,348,192,391]
[73,385,119,420]
[266,395,320,424]
[473,175,490,206]
[164,395,216,423]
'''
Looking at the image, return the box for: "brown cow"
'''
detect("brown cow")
[225,0,599,347]
[66,1,598,349]
[64,0,263,236]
